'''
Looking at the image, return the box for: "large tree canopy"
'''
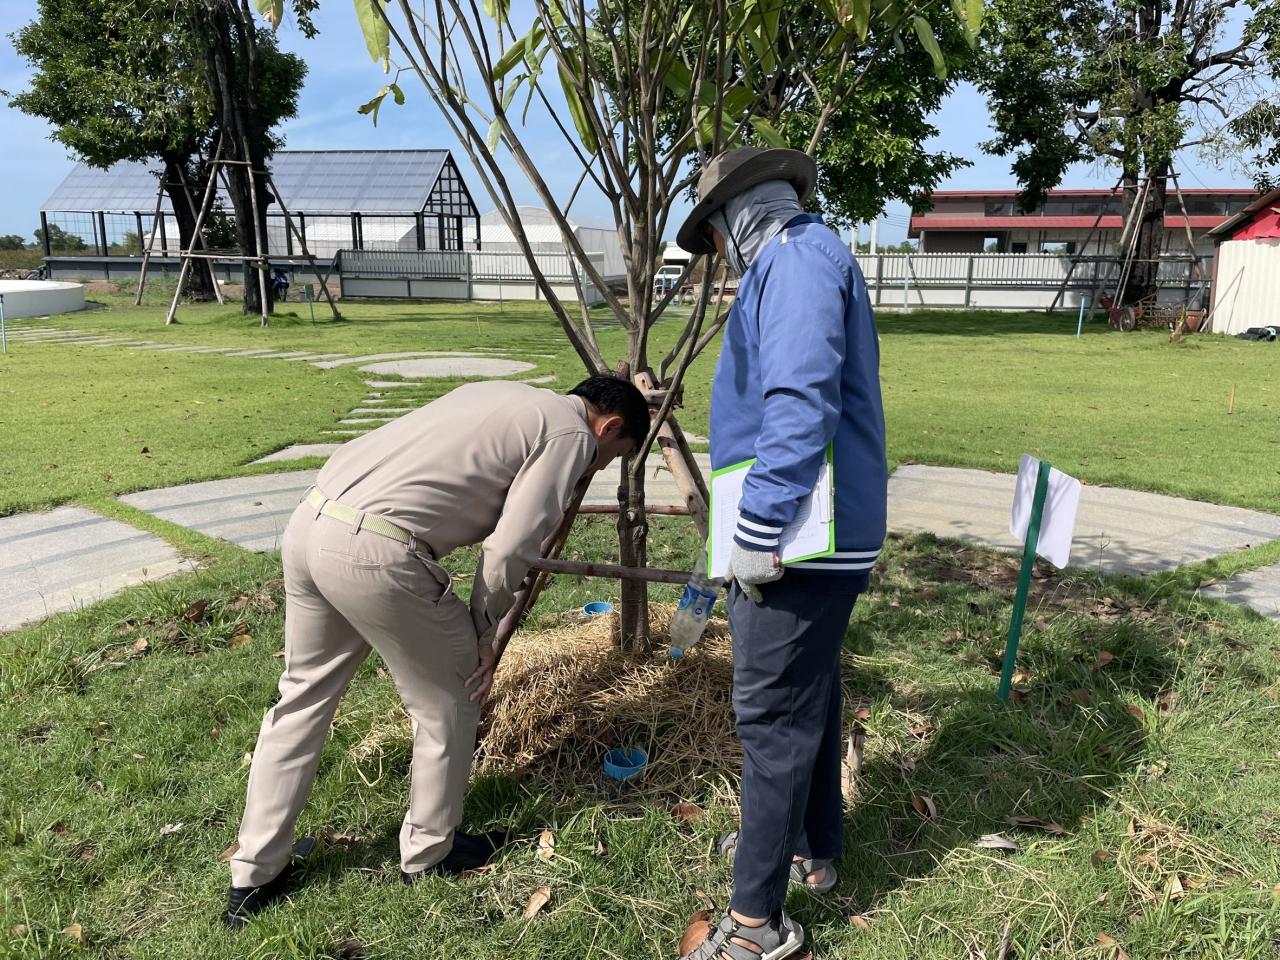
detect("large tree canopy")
[977,0,1280,302]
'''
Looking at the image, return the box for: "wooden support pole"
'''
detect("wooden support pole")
[135,181,166,306]
[493,473,593,666]
[579,503,689,516]
[165,136,224,326]
[530,557,689,585]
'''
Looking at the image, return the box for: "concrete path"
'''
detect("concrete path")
[888,464,1280,576]
[1206,565,1280,620]
[119,472,318,553]
[0,507,189,632]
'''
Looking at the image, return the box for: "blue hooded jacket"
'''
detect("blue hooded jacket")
[709,214,887,577]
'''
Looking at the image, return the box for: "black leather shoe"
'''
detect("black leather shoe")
[400,830,510,883]
[224,863,295,928]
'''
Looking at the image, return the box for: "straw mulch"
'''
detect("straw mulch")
[473,604,742,802]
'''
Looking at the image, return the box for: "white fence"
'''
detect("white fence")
[853,253,1212,311]
[337,248,607,304]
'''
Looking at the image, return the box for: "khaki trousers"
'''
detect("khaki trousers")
[230,501,481,888]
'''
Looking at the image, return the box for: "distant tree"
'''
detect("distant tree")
[180,0,311,321]
[9,0,310,314]
[0,235,27,250]
[34,224,88,252]
[854,239,918,253]
[977,0,1280,305]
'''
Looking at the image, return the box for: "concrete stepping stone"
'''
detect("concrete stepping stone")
[582,453,710,508]
[359,357,535,378]
[240,351,317,360]
[0,506,188,632]
[350,407,415,414]
[1205,564,1280,620]
[522,375,557,384]
[338,417,395,425]
[363,381,417,389]
[321,429,370,437]
[312,351,478,369]
[282,353,348,361]
[887,464,1280,576]
[132,344,201,351]
[216,349,281,357]
[253,444,343,464]
[120,472,319,553]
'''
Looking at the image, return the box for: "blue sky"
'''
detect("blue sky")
[0,0,1259,245]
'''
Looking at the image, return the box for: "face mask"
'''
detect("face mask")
[712,180,805,275]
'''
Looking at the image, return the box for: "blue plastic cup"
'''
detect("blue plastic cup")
[603,747,648,781]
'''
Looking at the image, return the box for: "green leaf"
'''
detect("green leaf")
[389,82,405,106]
[357,86,390,126]
[750,116,787,148]
[557,63,598,154]
[912,16,946,78]
[663,60,694,99]
[253,0,284,30]
[487,118,503,153]
[481,0,510,24]
[353,0,390,68]
[965,0,985,37]
[851,0,871,43]
[493,36,530,80]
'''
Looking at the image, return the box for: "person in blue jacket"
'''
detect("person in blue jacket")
[675,148,888,960]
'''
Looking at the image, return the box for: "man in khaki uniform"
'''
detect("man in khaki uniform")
[226,376,649,927]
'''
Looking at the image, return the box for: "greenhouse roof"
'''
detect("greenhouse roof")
[42,149,471,217]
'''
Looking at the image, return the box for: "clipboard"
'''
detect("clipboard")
[706,446,835,580]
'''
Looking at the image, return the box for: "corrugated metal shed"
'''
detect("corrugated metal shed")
[1208,186,1280,334]
[42,150,466,216]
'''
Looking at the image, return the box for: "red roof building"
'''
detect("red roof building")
[909,188,1257,256]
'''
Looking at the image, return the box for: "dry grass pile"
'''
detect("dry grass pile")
[474,604,741,801]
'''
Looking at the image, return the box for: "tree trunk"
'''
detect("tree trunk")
[1123,167,1167,306]
[201,0,273,319]
[161,156,215,301]
[616,462,650,651]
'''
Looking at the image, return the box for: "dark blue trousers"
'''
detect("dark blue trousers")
[727,572,865,918]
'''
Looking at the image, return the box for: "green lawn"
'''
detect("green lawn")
[2,291,1279,958]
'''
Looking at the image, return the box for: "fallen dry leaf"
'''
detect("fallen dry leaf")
[8,924,28,937]
[61,923,83,943]
[1005,815,1065,835]
[974,833,1020,852]
[228,594,250,612]
[182,600,208,623]
[854,709,872,721]
[160,822,184,836]
[1166,874,1186,899]
[911,795,938,820]
[536,829,556,861]
[229,634,254,649]
[1157,689,1178,714]
[672,802,704,823]
[273,650,285,658]
[594,840,606,856]
[523,884,552,920]
[1096,932,1130,960]
[678,910,715,956]
[1091,849,1114,865]
[1093,651,1115,669]
[334,938,365,960]
[49,821,70,835]
[850,915,871,930]
[320,830,362,848]
[210,728,221,741]
[909,724,930,738]
[131,753,146,760]
[1068,688,1093,706]
[1126,705,1144,721]
[220,842,240,862]
[132,638,149,653]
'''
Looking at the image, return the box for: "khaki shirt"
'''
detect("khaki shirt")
[316,381,596,638]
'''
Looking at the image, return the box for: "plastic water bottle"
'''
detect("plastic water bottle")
[668,554,719,659]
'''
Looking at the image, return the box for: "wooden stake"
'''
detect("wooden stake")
[1228,383,1236,415]
[531,557,689,585]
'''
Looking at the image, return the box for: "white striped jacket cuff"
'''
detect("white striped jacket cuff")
[734,515,782,551]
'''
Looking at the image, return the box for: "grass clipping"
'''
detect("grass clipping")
[473,604,739,800]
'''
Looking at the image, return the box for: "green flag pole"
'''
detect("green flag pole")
[997,459,1051,703]
[305,283,316,326]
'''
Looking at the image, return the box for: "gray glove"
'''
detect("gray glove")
[727,543,783,603]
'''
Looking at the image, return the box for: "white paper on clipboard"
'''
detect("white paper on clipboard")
[708,457,834,580]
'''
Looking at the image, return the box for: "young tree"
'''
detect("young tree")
[0,235,27,251]
[34,224,88,253]
[977,0,1280,304]
[258,0,978,647]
